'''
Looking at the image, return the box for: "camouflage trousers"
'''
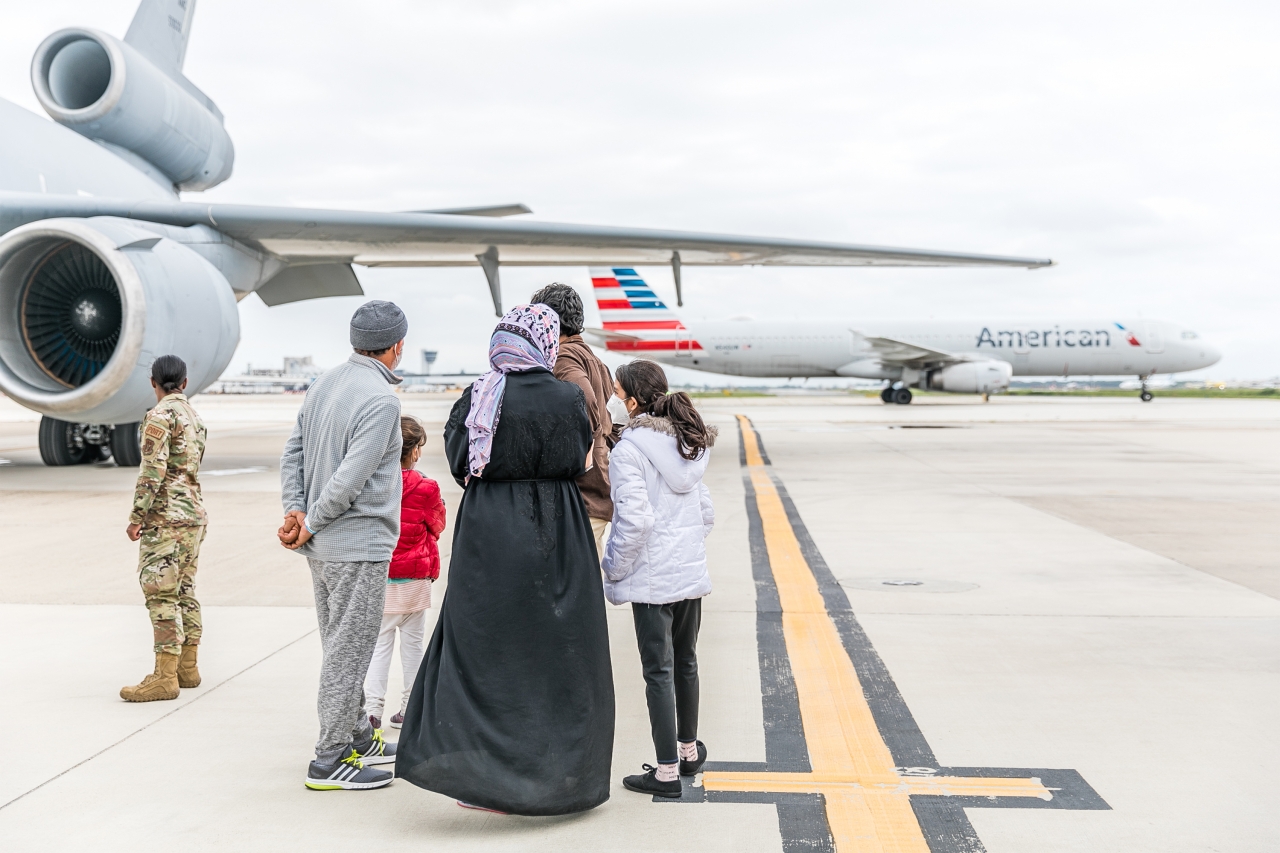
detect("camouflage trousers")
[137,525,206,655]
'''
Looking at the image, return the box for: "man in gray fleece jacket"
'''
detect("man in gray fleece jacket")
[279,300,407,791]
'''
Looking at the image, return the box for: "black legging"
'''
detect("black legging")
[631,598,701,764]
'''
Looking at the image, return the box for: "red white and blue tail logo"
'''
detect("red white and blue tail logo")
[1114,322,1141,347]
[590,267,703,353]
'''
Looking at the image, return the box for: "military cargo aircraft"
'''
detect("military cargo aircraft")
[0,0,1049,464]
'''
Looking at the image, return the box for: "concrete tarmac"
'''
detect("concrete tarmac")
[0,392,1275,851]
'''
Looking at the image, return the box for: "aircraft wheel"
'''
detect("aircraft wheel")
[880,387,894,403]
[893,388,914,405]
[1140,390,1154,402]
[110,423,143,468]
[38,417,91,466]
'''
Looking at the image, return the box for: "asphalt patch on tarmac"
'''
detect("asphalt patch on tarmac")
[838,577,980,594]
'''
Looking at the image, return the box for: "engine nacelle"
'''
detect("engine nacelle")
[0,217,240,424]
[929,360,1012,394]
[31,28,234,191]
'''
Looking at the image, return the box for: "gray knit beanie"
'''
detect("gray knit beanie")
[350,300,408,351]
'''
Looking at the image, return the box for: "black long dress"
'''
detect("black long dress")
[396,369,616,815]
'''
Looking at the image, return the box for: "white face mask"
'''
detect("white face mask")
[607,394,630,425]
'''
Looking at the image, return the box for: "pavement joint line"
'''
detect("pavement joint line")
[674,416,1109,853]
[826,612,1280,619]
[832,431,1279,601]
[0,626,317,813]
[1004,504,1280,601]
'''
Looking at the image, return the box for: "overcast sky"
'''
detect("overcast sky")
[3,0,1278,381]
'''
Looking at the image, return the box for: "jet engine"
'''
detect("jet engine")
[928,360,1012,394]
[0,217,240,462]
[31,28,233,191]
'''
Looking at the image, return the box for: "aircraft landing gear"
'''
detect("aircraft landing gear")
[1139,374,1153,403]
[881,383,913,404]
[37,418,141,467]
[110,423,142,468]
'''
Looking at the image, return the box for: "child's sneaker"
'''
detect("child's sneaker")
[356,727,397,766]
[390,711,404,729]
[305,749,392,790]
[622,764,682,798]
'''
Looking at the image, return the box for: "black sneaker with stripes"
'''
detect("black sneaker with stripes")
[355,728,397,766]
[305,749,393,791]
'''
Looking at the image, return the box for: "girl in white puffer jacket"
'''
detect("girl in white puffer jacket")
[603,360,717,799]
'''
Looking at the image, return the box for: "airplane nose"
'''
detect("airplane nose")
[1199,342,1223,367]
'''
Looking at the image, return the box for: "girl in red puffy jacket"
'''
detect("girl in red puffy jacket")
[364,416,446,730]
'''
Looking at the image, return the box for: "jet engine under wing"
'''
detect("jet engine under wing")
[854,332,965,368]
[0,193,1053,269]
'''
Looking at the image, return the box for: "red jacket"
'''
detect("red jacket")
[391,469,446,579]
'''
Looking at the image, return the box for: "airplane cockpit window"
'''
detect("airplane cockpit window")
[1181,330,1199,340]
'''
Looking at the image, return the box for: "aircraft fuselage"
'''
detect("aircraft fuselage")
[657,319,1221,379]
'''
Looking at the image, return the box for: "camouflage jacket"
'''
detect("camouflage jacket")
[129,393,208,528]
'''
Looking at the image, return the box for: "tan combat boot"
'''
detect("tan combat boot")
[177,644,201,688]
[120,652,180,702]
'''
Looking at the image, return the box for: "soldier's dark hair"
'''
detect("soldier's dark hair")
[615,359,711,461]
[401,415,427,464]
[530,283,584,337]
[151,355,187,394]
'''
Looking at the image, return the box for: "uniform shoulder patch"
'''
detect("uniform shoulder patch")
[144,423,167,440]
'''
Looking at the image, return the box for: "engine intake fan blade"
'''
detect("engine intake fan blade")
[21,241,122,388]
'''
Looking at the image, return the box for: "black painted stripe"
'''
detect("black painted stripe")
[668,418,1108,853]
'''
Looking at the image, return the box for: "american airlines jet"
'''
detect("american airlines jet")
[585,268,1221,403]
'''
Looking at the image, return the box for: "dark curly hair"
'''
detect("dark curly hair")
[530,283,584,337]
[615,359,711,461]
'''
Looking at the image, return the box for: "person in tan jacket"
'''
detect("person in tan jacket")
[531,283,618,558]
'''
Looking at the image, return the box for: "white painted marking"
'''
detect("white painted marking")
[202,466,267,477]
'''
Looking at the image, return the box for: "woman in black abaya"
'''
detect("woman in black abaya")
[396,303,615,815]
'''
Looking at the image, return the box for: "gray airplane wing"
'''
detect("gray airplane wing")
[854,333,967,368]
[0,192,1053,314]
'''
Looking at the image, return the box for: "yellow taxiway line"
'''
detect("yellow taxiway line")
[700,417,1050,852]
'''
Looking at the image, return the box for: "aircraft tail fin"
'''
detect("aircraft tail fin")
[587,267,702,353]
[125,0,198,73]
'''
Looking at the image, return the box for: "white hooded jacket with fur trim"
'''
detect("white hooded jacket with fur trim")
[602,415,716,605]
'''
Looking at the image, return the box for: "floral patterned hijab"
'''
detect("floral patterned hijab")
[465,303,560,479]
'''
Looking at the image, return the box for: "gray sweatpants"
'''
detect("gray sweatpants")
[308,559,388,765]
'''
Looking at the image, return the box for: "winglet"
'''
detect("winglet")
[124,0,197,73]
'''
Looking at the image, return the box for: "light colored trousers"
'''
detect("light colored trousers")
[591,517,609,563]
[363,609,427,718]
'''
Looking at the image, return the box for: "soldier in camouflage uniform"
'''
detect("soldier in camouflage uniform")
[121,355,209,703]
